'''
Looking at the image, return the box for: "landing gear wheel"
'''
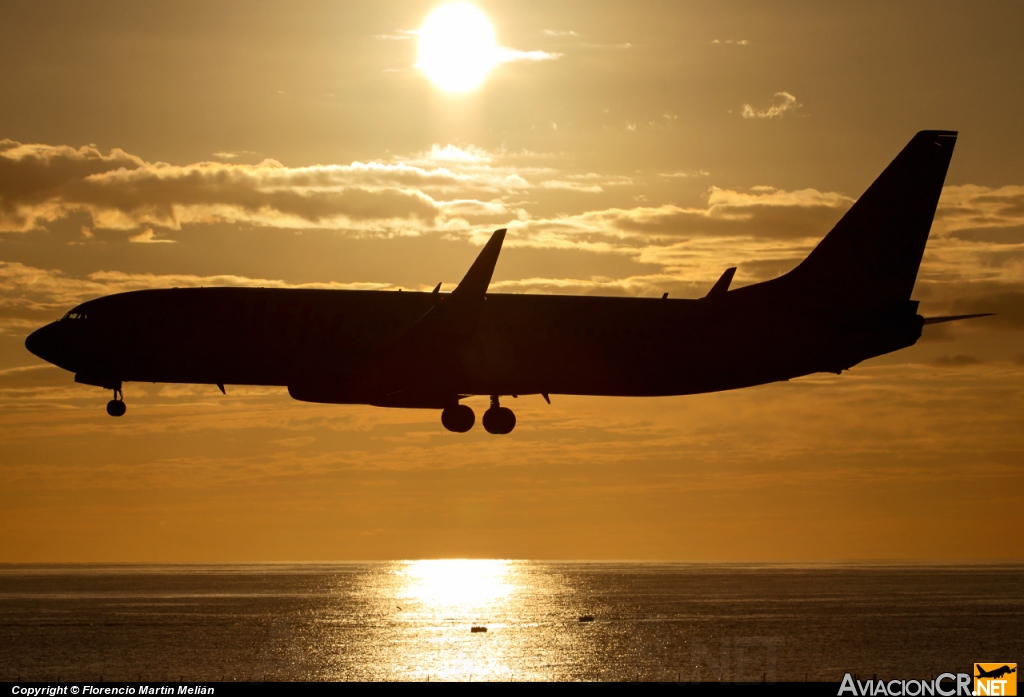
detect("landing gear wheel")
[441,404,475,433]
[482,406,516,435]
[106,387,126,417]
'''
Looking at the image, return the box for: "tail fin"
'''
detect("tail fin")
[785,130,957,309]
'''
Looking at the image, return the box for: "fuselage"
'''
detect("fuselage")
[25,284,923,406]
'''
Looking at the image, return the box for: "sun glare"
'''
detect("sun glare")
[399,559,514,610]
[417,4,498,92]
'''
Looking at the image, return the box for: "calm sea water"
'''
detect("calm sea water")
[0,562,1020,682]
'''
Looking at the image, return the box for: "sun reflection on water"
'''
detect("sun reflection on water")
[352,559,525,681]
[319,560,590,680]
[398,559,515,614]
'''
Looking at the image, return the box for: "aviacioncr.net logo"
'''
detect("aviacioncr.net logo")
[975,664,1017,697]
[839,673,972,696]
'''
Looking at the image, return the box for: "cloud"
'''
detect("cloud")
[0,140,448,233]
[415,143,492,165]
[437,198,510,217]
[373,31,416,41]
[712,39,751,45]
[658,170,710,179]
[496,183,1024,305]
[535,173,634,194]
[742,92,800,119]
[128,227,175,244]
[933,354,985,367]
[932,185,1024,237]
[488,273,702,298]
[212,151,259,160]
[539,181,604,193]
[496,48,562,63]
[1,261,406,302]
[0,140,551,235]
[509,186,853,248]
[542,30,578,37]
[10,139,809,250]
[902,186,1024,317]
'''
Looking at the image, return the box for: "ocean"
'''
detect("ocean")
[1,562,1020,682]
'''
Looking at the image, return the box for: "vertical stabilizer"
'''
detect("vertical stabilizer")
[785,130,957,308]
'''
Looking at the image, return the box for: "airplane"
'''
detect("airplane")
[25,130,991,434]
[976,666,1016,680]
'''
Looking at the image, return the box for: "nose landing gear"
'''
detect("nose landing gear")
[482,395,515,435]
[106,388,126,417]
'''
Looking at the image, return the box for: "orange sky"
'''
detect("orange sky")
[1,1,1022,562]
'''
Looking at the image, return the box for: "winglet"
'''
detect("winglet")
[452,229,506,299]
[704,267,736,299]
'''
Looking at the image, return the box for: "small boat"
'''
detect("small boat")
[578,615,594,623]
[471,626,488,632]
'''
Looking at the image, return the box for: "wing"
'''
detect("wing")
[373,229,506,401]
[704,267,737,300]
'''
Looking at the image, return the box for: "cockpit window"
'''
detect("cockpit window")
[62,311,88,320]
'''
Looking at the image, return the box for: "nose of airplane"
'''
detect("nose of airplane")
[25,322,61,364]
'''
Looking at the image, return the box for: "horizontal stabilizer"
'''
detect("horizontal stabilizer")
[704,267,736,299]
[922,313,993,325]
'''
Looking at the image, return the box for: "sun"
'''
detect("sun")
[417,4,499,92]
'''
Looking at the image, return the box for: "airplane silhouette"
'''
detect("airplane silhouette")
[25,130,991,434]
[976,666,1016,680]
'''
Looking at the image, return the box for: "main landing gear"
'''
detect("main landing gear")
[106,388,126,417]
[440,403,475,433]
[439,395,516,435]
[482,395,516,435]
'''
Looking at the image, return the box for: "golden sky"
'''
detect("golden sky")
[1,1,1022,562]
